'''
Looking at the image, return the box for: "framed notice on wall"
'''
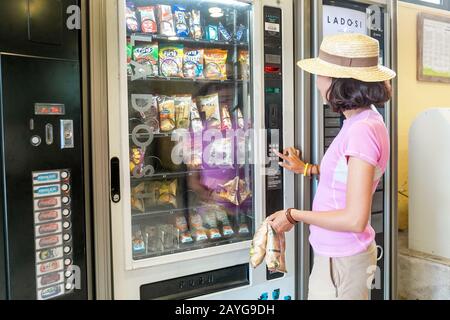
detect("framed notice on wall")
[417,13,450,83]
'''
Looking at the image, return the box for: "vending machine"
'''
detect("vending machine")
[105,0,295,299]
[294,0,398,300]
[0,0,91,300]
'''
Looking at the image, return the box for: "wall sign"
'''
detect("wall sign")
[323,5,367,37]
[418,13,450,84]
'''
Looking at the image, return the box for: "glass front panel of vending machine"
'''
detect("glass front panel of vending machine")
[125,0,255,261]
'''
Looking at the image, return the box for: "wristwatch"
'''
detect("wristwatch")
[285,208,297,225]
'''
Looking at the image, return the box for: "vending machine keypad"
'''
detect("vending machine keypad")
[32,169,74,300]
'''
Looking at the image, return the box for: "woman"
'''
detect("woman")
[268,33,396,300]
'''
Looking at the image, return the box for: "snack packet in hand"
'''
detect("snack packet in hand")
[250,221,268,268]
[265,224,287,273]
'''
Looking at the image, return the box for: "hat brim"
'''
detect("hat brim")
[297,58,396,82]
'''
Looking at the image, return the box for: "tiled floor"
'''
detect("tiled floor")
[398,230,450,300]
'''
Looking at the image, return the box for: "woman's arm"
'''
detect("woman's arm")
[268,156,374,233]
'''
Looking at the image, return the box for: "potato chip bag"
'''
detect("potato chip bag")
[157,5,175,36]
[183,48,204,79]
[204,49,228,80]
[158,96,176,132]
[265,225,287,273]
[138,6,157,33]
[174,95,191,129]
[198,93,221,129]
[133,43,159,77]
[158,180,177,208]
[250,221,268,268]
[159,44,184,78]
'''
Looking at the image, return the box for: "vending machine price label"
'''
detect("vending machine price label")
[33,171,61,185]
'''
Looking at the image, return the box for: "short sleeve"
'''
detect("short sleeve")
[344,121,381,167]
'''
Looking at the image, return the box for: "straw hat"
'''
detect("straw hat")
[297,33,396,82]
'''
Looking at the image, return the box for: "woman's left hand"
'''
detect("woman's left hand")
[267,210,295,234]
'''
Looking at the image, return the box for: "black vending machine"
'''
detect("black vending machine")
[0,0,89,300]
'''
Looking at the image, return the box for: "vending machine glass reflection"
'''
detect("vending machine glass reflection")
[125,0,254,260]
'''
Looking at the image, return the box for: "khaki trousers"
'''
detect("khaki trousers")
[308,243,378,300]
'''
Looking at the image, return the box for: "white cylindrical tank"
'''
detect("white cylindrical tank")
[409,108,450,259]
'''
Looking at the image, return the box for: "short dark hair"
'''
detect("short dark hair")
[326,78,392,113]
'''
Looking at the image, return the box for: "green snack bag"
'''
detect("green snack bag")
[159,44,184,78]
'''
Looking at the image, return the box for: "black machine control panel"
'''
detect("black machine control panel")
[264,6,284,281]
[0,55,87,300]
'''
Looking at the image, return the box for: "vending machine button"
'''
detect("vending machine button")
[63,221,71,229]
[31,136,42,147]
[64,270,72,278]
[65,283,73,290]
[64,259,72,266]
[63,246,72,254]
[61,184,70,192]
[61,171,69,179]
[62,196,70,204]
[63,234,71,241]
[62,208,71,217]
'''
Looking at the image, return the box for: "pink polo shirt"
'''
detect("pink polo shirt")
[310,106,389,257]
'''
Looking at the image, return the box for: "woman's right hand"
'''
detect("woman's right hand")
[273,147,306,174]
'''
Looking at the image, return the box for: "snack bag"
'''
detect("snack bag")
[209,137,233,167]
[145,95,160,132]
[218,22,232,41]
[221,105,232,130]
[238,214,250,234]
[158,179,177,208]
[189,10,203,40]
[250,221,268,268]
[216,177,240,205]
[159,44,184,78]
[132,226,146,255]
[174,95,191,129]
[143,181,161,208]
[173,5,189,37]
[144,225,160,253]
[236,108,245,129]
[190,100,204,133]
[239,178,252,204]
[159,224,178,250]
[157,5,175,36]
[158,96,176,132]
[130,147,145,176]
[175,215,193,244]
[183,48,204,79]
[189,212,208,241]
[239,50,250,80]
[126,3,139,33]
[265,225,287,273]
[206,25,219,41]
[138,6,157,33]
[127,39,133,76]
[200,209,221,240]
[131,183,146,212]
[216,209,234,237]
[235,24,247,42]
[133,43,159,77]
[198,93,221,129]
[204,49,228,80]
